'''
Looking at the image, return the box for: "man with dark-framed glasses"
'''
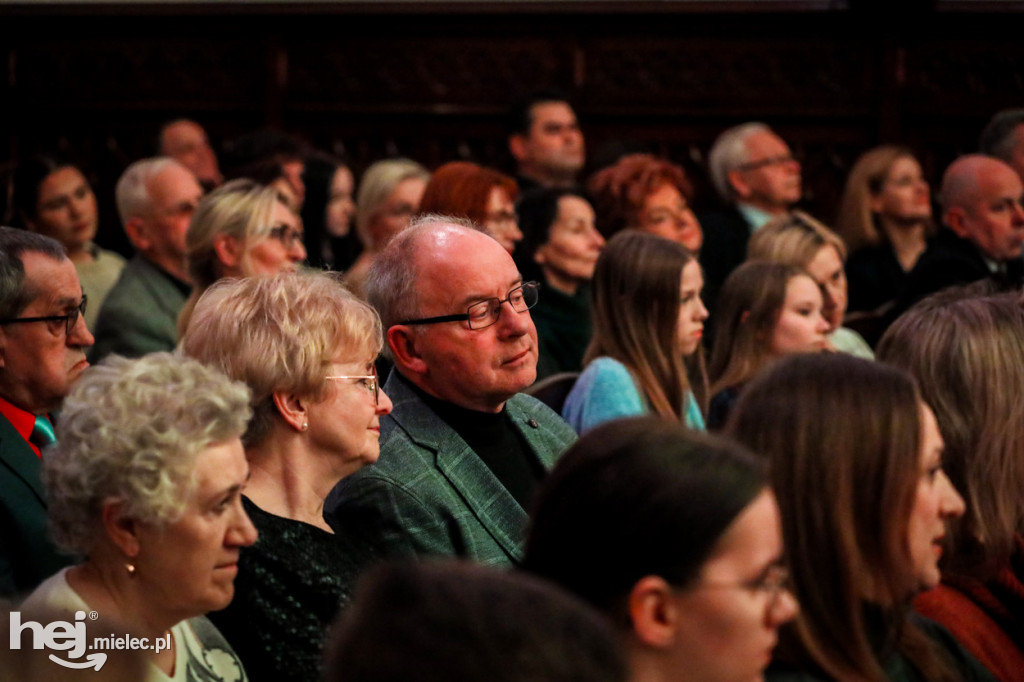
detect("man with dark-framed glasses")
[326,215,576,566]
[0,227,93,596]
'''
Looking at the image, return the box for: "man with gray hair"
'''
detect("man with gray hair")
[326,215,576,566]
[0,227,93,596]
[90,157,203,362]
[699,122,802,312]
[979,108,1024,183]
[896,154,1024,315]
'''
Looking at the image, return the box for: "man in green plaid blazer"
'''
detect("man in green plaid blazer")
[326,218,577,566]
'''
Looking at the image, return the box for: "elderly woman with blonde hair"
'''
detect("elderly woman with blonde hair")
[23,352,256,681]
[178,178,307,334]
[180,271,393,682]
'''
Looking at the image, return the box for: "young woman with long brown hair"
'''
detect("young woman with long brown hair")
[730,354,992,682]
[561,231,708,433]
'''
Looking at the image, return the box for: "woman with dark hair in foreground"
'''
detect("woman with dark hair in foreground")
[525,417,798,682]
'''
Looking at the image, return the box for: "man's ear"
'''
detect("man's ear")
[387,326,427,377]
[101,499,141,559]
[627,575,679,648]
[727,168,751,201]
[213,233,243,271]
[946,207,970,239]
[123,217,152,252]
[508,134,529,164]
[272,391,308,433]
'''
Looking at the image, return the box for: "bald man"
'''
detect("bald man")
[896,154,1024,315]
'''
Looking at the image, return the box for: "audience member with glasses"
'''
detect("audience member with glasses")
[419,160,524,254]
[177,178,306,335]
[180,271,392,682]
[587,153,702,252]
[562,231,709,434]
[700,122,803,315]
[729,354,993,682]
[524,417,798,682]
[0,228,93,597]
[326,215,577,567]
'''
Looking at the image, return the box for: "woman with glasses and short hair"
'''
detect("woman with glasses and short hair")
[178,178,307,335]
[524,417,799,682]
[587,153,702,252]
[180,271,393,682]
[729,354,991,682]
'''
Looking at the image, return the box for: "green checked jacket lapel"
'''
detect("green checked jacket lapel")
[325,371,576,566]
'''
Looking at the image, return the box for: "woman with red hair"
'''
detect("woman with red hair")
[419,161,523,253]
[587,154,702,252]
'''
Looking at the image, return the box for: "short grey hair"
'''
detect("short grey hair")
[979,109,1024,163]
[707,122,771,203]
[355,159,430,249]
[0,227,67,319]
[114,157,180,227]
[44,352,252,555]
[365,214,478,335]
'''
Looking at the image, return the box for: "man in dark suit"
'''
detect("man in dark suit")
[326,216,576,566]
[699,122,802,313]
[90,157,202,362]
[0,228,93,596]
[896,154,1024,316]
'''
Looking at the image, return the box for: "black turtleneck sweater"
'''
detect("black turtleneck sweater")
[408,381,545,510]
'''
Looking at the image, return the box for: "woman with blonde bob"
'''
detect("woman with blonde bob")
[728,353,988,682]
[345,159,430,296]
[180,271,393,682]
[835,146,934,313]
[878,293,1024,680]
[561,231,708,433]
[25,352,256,681]
[748,210,873,357]
[179,178,307,334]
[706,261,830,429]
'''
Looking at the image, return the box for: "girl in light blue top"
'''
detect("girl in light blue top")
[562,231,709,433]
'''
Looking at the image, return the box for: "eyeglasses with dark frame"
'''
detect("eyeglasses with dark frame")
[266,223,305,250]
[736,154,799,173]
[398,281,540,330]
[0,295,88,338]
[325,367,380,406]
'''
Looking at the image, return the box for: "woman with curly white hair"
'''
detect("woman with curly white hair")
[23,352,257,682]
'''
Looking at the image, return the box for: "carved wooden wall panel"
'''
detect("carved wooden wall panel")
[2,5,1023,242]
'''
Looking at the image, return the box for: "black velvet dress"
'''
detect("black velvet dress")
[208,496,378,682]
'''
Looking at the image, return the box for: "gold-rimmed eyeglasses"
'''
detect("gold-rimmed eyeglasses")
[325,368,379,406]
